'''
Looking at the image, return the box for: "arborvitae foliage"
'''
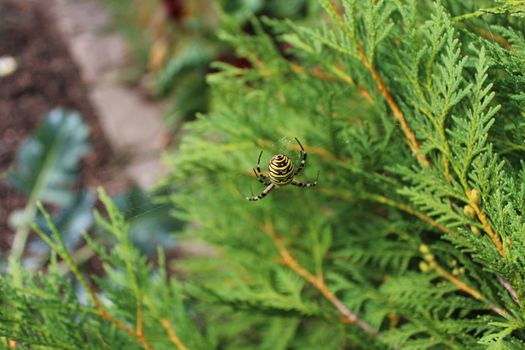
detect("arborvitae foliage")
[3,0,525,349]
[162,0,525,348]
[1,190,206,350]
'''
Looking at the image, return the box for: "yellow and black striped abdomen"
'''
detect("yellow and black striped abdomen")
[268,154,295,185]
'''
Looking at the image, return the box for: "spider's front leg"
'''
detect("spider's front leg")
[291,170,319,188]
[246,183,275,201]
[253,150,270,185]
[294,137,307,176]
[291,180,316,188]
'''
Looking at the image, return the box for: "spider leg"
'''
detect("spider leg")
[253,169,270,185]
[257,150,264,171]
[291,170,319,188]
[253,150,270,185]
[246,183,275,201]
[294,137,307,176]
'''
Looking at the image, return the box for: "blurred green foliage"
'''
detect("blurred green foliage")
[4,0,525,349]
[6,109,90,261]
[3,109,180,270]
[102,0,318,128]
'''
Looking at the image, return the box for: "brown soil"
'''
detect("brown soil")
[0,0,122,251]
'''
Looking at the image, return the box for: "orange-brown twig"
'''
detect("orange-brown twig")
[348,7,505,256]
[136,303,144,338]
[290,63,339,82]
[261,221,378,335]
[478,29,512,50]
[362,193,452,235]
[354,44,430,167]
[320,187,453,237]
[161,319,189,350]
[92,297,152,350]
[326,3,428,166]
[388,312,398,328]
[471,202,505,255]
[467,190,505,256]
[427,258,509,318]
[78,265,151,349]
[324,185,511,316]
[33,218,153,350]
[255,139,351,163]
[290,63,373,101]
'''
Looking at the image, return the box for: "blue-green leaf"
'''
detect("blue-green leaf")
[7,109,91,207]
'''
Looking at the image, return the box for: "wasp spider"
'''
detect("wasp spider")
[246,138,318,201]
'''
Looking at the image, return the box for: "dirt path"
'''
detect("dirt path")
[50,0,168,189]
[0,0,122,250]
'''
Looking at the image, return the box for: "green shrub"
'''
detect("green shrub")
[3,1,525,349]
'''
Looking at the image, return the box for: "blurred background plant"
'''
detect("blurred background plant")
[3,109,179,274]
[102,0,319,131]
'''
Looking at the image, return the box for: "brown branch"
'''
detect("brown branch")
[478,29,512,50]
[93,298,153,350]
[136,303,144,338]
[290,63,373,101]
[66,264,152,349]
[255,139,351,163]
[443,157,452,183]
[356,15,505,257]
[290,63,339,82]
[320,187,452,236]
[161,318,189,350]
[328,5,506,256]
[362,193,452,235]
[323,189,514,316]
[32,219,153,350]
[471,202,505,255]
[354,43,430,167]
[72,263,152,349]
[248,142,445,238]
[453,12,513,49]
[326,2,427,165]
[467,190,505,256]
[324,184,511,317]
[261,221,378,336]
[426,258,510,318]
[388,312,398,328]
[316,5,507,257]
[497,275,520,305]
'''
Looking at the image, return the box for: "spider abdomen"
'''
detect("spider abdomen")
[268,154,295,185]
[246,138,317,201]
